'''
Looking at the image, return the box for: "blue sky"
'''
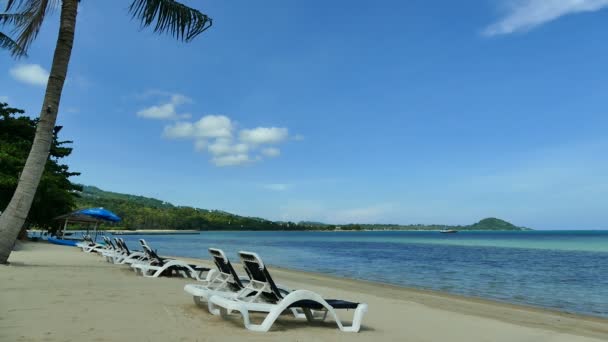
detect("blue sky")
[2,0,608,229]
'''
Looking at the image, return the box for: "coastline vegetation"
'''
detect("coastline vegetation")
[0,103,81,236]
[0,0,212,264]
[0,103,530,234]
[73,186,531,232]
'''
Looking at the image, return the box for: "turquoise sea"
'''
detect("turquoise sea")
[115,230,608,318]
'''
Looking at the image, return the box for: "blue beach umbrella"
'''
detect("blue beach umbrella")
[76,207,121,222]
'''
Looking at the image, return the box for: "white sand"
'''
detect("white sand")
[1,242,606,342]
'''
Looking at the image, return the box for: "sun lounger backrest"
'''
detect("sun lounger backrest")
[143,245,165,266]
[113,238,123,253]
[119,238,131,255]
[239,251,283,302]
[209,248,243,289]
[106,237,117,250]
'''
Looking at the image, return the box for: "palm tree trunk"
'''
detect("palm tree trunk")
[0,0,79,264]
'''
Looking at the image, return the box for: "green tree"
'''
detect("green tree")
[0,102,81,235]
[0,0,212,264]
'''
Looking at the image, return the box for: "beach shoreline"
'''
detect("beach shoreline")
[1,242,607,341]
[173,254,608,337]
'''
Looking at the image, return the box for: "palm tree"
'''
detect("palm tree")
[0,0,212,264]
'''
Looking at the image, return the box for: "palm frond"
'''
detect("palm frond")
[0,13,29,27]
[0,31,26,56]
[128,0,212,42]
[5,0,25,11]
[5,0,58,54]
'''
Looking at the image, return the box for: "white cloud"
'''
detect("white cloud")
[9,64,49,86]
[163,117,291,167]
[194,115,233,138]
[170,94,192,105]
[484,0,608,36]
[163,115,233,139]
[212,153,252,167]
[208,138,249,156]
[136,92,192,120]
[263,183,291,191]
[164,116,251,166]
[240,127,289,145]
[137,103,178,119]
[153,93,294,167]
[292,134,305,141]
[163,121,194,138]
[261,147,280,157]
[0,96,8,103]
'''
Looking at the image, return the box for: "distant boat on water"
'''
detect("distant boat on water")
[440,229,458,234]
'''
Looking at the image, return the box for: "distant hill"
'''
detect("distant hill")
[298,221,330,226]
[80,186,173,209]
[466,218,530,231]
[353,218,529,231]
[75,186,284,231]
[73,185,531,231]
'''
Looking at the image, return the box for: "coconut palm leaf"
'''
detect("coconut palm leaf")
[0,13,29,26]
[0,31,26,56]
[0,14,29,55]
[11,0,58,53]
[5,0,24,11]
[0,12,28,56]
[128,0,212,42]
[2,0,59,55]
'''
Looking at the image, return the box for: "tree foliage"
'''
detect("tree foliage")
[76,186,296,231]
[1,0,212,57]
[0,102,81,229]
[74,186,530,231]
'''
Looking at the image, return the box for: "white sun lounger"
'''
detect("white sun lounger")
[78,236,107,253]
[131,244,210,280]
[76,235,97,249]
[124,239,153,267]
[184,248,246,304]
[110,238,148,265]
[207,251,368,333]
[184,248,305,321]
[98,237,123,262]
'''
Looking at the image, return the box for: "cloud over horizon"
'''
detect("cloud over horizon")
[9,64,49,86]
[483,0,608,36]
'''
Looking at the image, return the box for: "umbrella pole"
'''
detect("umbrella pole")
[93,222,99,242]
[62,219,68,238]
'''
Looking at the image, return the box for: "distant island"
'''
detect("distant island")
[72,186,532,232]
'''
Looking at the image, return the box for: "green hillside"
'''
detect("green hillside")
[75,186,287,231]
[73,185,530,231]
[466,217,530,231]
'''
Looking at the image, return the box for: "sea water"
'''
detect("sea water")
[116,230,608,318]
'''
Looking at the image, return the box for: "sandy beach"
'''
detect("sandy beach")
[1,242,606,342]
